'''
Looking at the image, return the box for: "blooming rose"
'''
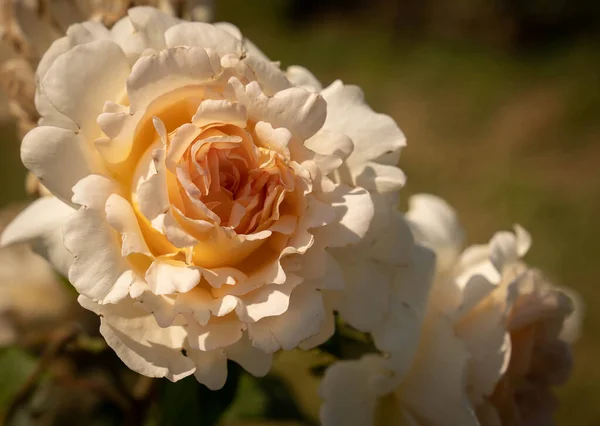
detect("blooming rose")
[320,194,580,426]
[1,7,408,388]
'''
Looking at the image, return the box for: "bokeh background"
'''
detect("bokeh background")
[0,0,598,424]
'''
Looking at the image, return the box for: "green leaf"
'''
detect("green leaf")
[159,361,241,426]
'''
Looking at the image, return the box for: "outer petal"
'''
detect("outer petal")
[111,6,181,63]
[399,315,480,426]
[105,194,151,256]
[37,21,111,81]
[21,126,103,206]
[229,78,327,141]
[79,296,195,382]
[165,22,240,56]
[186,348,228,390]
[214,22,271,62]
[286,65,323,92]
[320,356,397,426]
[225,334,272,377]
[320,80,406,173]
[316,185,375,248]
[127,46,221,113]
[333,257,391,332]
[0,197,74,276]
[41,40,131,139]
[236,275,302,323]
[372,245,436,365]
[145,261,201,295]
[454,279,516,404]
[406,193,465,273]
[247,285,326,353]
[65,176,137,303]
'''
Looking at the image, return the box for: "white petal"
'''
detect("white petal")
[229,78,327,141]
[321,80,405,172]
[158,210,200,248]
[71,174,121,209]
[236,275,303,322]
[316,185,374,247]
[191,99,247,128]
[248,285,325,352]
[334,257,391,332]
[41,40,130,139]
[320,356,396,426]
[488,230,521,273]
[37,21,111,81]
[0,197,74,276]
[254,121,293,157]
[136,144,169,221]
[22,126,103,206]
[145,261,201,295]
[243,54,291,96]
[214,22,271,61]
[111,6,180,62]
[514,224,532,257]
[65,21,111,46]
[286,65,322,92]
[65,208,137,303]
[300,291,337,349]
[79,296,195,382]
[371,245,436,364]
[127,46,220,113]
[165,123,202,170]
[186,318,245,351]
[367,209,414,266]
[225,335,272,377]
[186,348,228,390]
[399,315,479,426]
[165,22,241,56]
[406,193,465,272]
[105,194,151,256]
[65,176,134,303]
[304,129,353,162]
[353,161,406,194]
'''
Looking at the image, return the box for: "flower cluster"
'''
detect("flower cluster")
[321,195,580,426]
[0,5,581,425]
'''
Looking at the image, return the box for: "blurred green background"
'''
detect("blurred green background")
[1,0,599,424]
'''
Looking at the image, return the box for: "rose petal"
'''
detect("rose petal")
[22,126,104,207]
[286,65,323,92]
[111,6,181,63]
[0,197,75,276]
[321,80,406,172]
[79,295,195,382]
[41,40,130,139]
[225,334,273,377]
[229,78,326,141]
[248,285,325,352]
[186,348,228,390]
[145,260,201,295]
[406,193,465,273]
[127,46,221,113]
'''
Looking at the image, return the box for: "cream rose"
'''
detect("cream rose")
[1,7,408,388]
[320,194,580,426]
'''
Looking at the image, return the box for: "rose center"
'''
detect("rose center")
[174,127,295,236]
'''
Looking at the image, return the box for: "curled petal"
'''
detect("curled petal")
[0,197,74,276]
[145,260,201,295]
[41,40,131,139]
[79,296,195,382]
[248,285,325,353]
